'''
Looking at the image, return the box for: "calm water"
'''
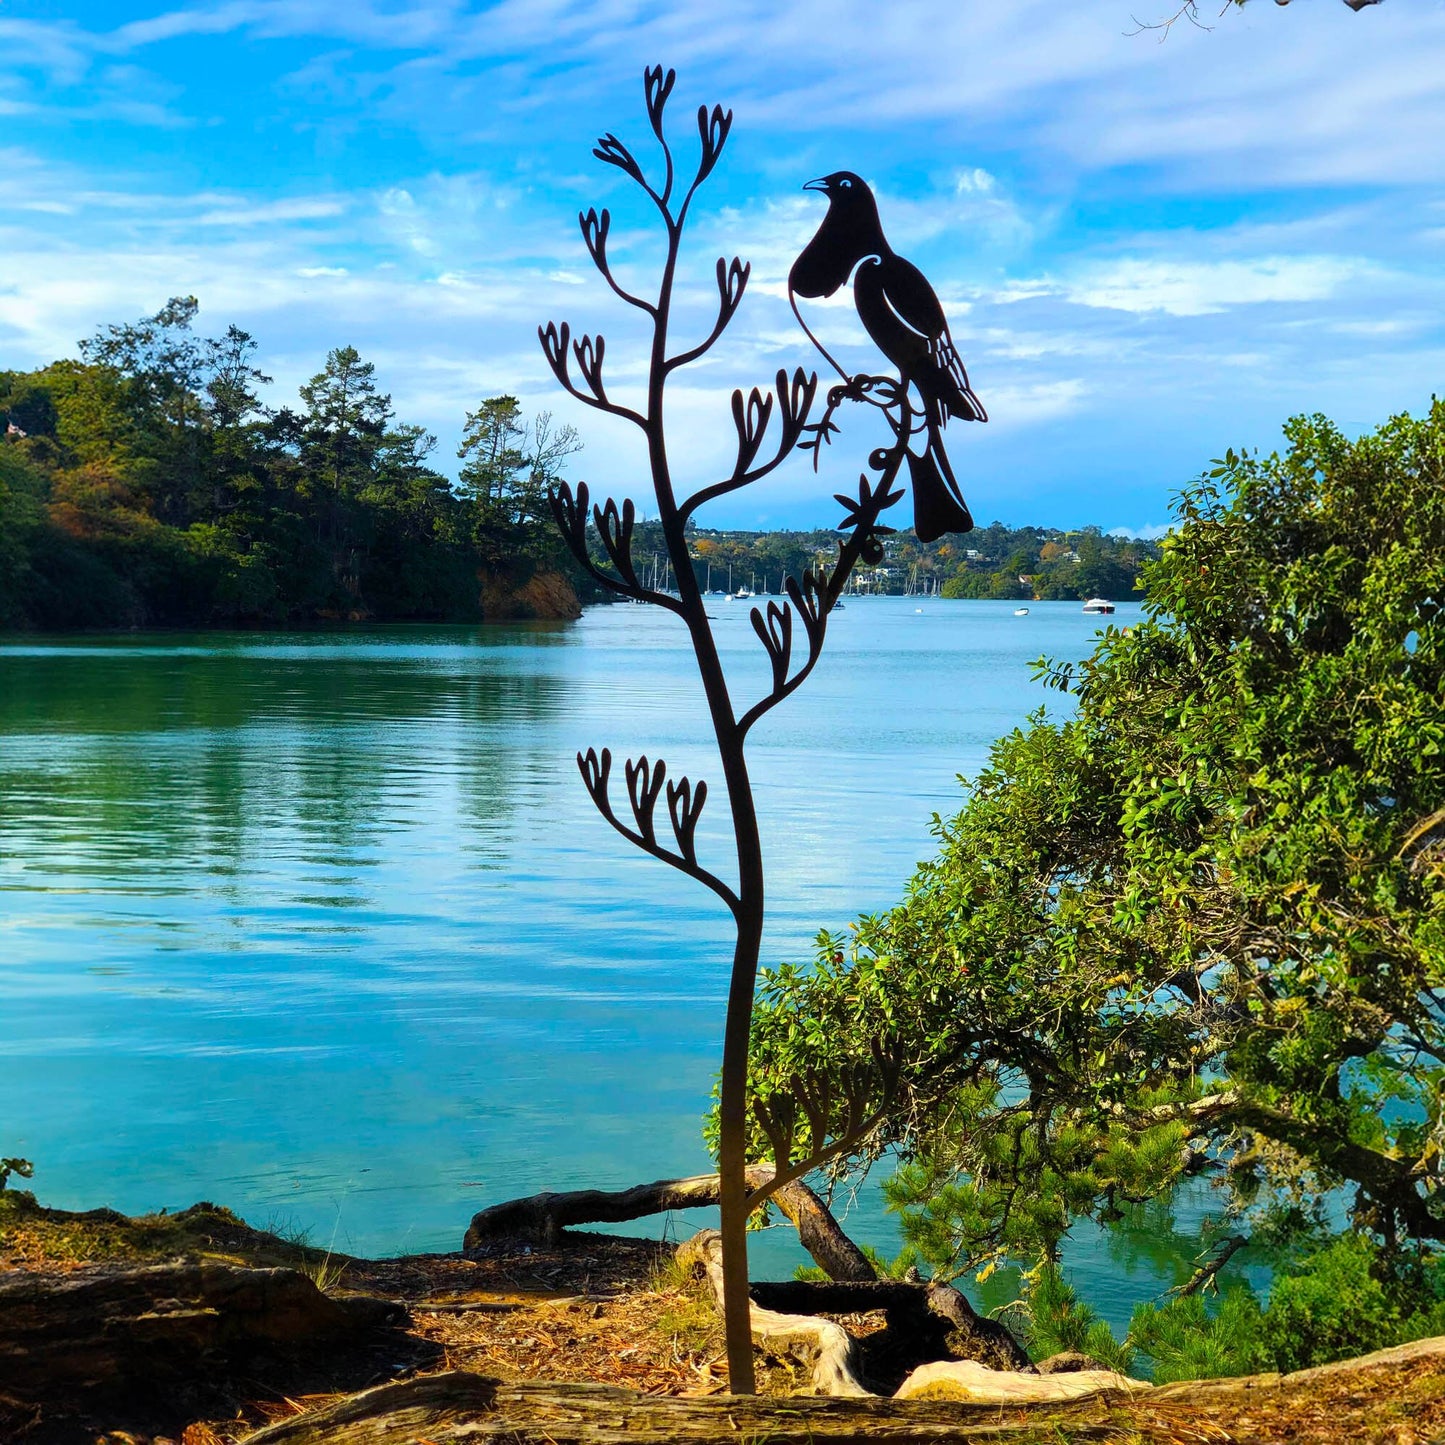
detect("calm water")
[1,598,1227,1329]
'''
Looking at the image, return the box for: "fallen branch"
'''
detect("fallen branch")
[463,1164,875,1282]
[1168,1233,1248,1298]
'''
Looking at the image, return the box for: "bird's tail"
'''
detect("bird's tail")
[908,416,973,543]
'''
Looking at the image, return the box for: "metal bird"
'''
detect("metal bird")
[790,171,985,542]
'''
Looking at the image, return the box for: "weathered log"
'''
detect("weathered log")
[464,1173,729,1249]
[678,1229,871,1396]
[749,1278,1033,1374]
[1149,1332,1445,1398]
[463,1164,875,1282]
[240,1370,1125,1443]
[0,1259,416,1407]
[895,1357,1148,1403]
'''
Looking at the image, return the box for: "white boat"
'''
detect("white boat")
[831,600,845,612]
[1082,597,1115,615]
[1014,607,1030,616]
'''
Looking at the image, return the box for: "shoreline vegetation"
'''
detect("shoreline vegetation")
[0,296,1157,635]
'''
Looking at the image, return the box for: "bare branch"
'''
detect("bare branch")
[676,102,733,228]
[578,208,656,316]
[643,65,678,207]
[666,257,750,372]
[678,369,817,522]
[537,322,647,429]
[738,466,905,736]
[548,482,682,613]
[576,747,740,914]
[1167,1234,1249,1298]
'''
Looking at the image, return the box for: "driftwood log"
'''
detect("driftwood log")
[678,1229,871,1395]
[680,1231,1034,1395]
[464,1164,874,1282]
[749,1278,1032,1374]
[240,1369,1126,1443]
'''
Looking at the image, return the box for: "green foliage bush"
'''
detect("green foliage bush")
[1129,1234,1445,1381]
[0,1156,34,1191]
[741,399,1445,1362]
[1021,1262,1135,1373]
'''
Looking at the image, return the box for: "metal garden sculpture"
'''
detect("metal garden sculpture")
[540,67,984,1393]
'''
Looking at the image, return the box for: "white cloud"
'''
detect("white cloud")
[197,198,347,226]
[1060,255,1376,317]
[11,1,1445,186]
[976,379,1088,427]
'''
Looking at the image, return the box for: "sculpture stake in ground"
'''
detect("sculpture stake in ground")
[539,67,980,1392]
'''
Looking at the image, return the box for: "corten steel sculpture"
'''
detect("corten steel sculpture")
[540,67,983,1393]
[790,170,987,543]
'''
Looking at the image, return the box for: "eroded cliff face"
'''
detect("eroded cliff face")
[479,567,582,621]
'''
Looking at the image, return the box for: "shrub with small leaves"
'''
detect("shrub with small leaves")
[0,1156,33,1192]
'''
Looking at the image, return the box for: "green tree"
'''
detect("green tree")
[458,396,582,564]
[457,395,528,527]
[299,345,392,502]
[298,345,393,599]
[742,403,1445,1291]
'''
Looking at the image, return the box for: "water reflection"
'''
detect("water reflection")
[1,602,1178,1330]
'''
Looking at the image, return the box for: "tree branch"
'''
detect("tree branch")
[578,208,657,317]
[667,257,750,372]
[744,1104,891,1212]
[537,322,647,430]
[1167,1234,1248,1298]
[576,747,739,914]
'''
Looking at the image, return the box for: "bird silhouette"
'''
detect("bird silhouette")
[790,171,985,542]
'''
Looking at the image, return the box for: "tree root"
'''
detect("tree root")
[465,1166,1032,1389]
[678,1228,873,1395]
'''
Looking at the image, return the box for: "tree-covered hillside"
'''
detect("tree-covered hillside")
[2,296,1161,630]
[676,522,1159,601]
[0,297,583,629]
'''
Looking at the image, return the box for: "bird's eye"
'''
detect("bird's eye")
[840,178,852,188]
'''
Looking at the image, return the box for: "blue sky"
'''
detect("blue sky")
[1,1,1443,533]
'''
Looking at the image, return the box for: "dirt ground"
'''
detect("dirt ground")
[3,1191,1443,1445]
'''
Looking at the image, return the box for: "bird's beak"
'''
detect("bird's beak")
[803,178,828,193]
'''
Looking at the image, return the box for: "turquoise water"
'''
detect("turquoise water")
[1,598,1227,1328]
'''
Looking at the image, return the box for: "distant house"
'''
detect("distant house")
[965,549,982,560]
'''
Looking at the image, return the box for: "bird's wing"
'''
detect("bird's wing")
[933,324,986,422]
[877,258,985,423]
